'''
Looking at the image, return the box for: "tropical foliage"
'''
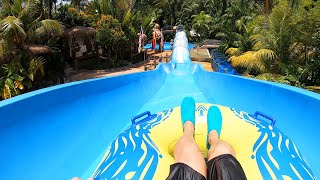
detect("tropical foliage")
[0,0,63,99]
[0,0,155,99]
[1,0,320,100]
[191,11,213,40]
[242,1,318,87]
[147,0,320,89]
[227,49,277,73]
[95,15,126,65]
[88,0,153,67]
[55,5,94,28]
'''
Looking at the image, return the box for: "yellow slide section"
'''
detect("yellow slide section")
[149,103,263,179]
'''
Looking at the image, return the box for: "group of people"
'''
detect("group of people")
[152,22,178,50]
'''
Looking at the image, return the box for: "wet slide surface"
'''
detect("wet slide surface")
[139,66,208,114]
[0,63,319,179]
[90,64,317,179]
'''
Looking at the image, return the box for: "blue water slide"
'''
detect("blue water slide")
[143,42,194,51]
[0,28,320,179]
[210,49,239,75]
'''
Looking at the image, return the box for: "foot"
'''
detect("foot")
[183,121,195,136]
[208,130,219,147]
[181,97,196,129]
[207,106,222,149]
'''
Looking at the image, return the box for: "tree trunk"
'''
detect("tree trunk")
[130,44,133,62]
[48,0,52,19]
[266,0,269,16]
[54,2,57,14]
[221,0,228,16]
[121,46,124,61]
[108,47,111,64]
[305,45,308,66]
[115,45,118,64]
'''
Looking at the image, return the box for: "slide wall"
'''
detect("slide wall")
[0,63,319,179]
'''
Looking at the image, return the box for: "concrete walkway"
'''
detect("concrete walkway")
[68,50,213,82]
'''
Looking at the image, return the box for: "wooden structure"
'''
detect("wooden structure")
[190,48,211,62]
[64,26,98,70]
[196,39,222,49]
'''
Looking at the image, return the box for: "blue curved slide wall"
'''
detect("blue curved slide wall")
[1,40,320,179]
[210,49,239,75]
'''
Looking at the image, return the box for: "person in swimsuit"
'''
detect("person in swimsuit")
[167,97,247,180]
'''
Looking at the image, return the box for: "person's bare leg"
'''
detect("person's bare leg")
[207,130,235,161]
[174,121,207,177]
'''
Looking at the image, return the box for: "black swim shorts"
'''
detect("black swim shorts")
[166,154,247,180]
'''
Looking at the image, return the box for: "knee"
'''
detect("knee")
[217,142,235,155]
[185,141,200,153]
[175,138,200,155]
[208,141,235,159]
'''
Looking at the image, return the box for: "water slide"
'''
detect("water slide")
[0,28,319,179]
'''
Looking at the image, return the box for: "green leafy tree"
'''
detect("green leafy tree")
[55,5,94,28]
[192,11,213,41]
[95,15,126,65]
[0,0,63,99]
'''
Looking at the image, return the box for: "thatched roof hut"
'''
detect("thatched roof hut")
[64,26,96,38]
[27,45,52,55]
[64,26,97,58]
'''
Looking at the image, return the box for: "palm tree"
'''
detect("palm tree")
[45,0,57,19]
[0,0,63,99]
[226,49,277,73]
[266,0,269,15]
[176,1,199,26]
[222,15,278,73]
[249,1,295,64]
[192,11,213,40]
[91,0,134,20]
[1,0,63,49]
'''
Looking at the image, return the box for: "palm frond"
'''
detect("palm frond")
[6,78,19,96]
[215,32,227,38]
[256,73,275,80]
[13,0,25,15]
[253,49,277,62]
[249,34,261,42]
[289,42,304,55]
[252,41,263,50]
[29,19,63,41]
[256,73,293,85]
[3,0,24,17]
[0,1,14,17]
[290,42,317,63]
[0,39,7,60]
[122,10,132,27]
[18,0,42,27]
[225,47,241,56]
[230,51,266,72]
[1,84,11,99]
[38,19,63,35]
[0,16,27,45]
[28,56,45,81]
